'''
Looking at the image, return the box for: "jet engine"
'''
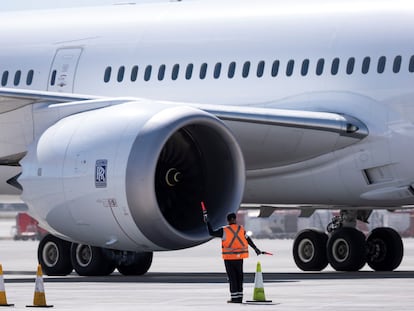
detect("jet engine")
[19,100,245,251]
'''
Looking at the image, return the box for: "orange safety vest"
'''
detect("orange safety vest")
[222,224,249,260]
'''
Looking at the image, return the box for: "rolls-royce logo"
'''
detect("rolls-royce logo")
[95,159,107,188]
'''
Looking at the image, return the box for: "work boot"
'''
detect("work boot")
[227,298,243,303]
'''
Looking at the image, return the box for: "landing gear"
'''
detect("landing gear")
[38,234,73,276]
[293,229,328,271]
[366,227,403,271]
[116,251,153,276]
[292,211,404,272]
[327,227,366,271]
[70,243,116,276]
[38,235,154,276]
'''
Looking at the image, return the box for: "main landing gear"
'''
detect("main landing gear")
[38,234,153,276]
[293,210,404,272]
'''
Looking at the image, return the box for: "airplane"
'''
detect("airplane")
[0,0,412,275]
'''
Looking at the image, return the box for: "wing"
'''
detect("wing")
[0,87,368,173]
[0,87,99,113]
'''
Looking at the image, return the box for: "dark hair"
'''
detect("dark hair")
[227,213,237,221]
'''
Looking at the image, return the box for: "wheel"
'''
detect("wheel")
[38,234,73,276]
[366,227,403,271]
[293,229,328,271]
[70,243,116,276]
[327,227,366,271]
[117,252,153,275]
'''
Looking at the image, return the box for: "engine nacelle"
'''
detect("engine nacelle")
[19,100,245,251]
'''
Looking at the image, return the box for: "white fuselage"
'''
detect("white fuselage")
[1,0,414,207]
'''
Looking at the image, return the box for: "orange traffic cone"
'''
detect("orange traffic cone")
[0,264,13,306]
[246,261,272,304]
[26,264,53,308]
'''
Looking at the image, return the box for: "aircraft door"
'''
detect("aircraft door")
[48,48,82,93]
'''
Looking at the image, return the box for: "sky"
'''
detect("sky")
[0,0,181,11]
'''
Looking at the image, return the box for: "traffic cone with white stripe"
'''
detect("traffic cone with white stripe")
[26,264,53,308]
[246,261,272,304]
[0,264,13,306]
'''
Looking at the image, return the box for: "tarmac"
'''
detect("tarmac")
[0,217,413,310]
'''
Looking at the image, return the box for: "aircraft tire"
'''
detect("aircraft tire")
[327,227,366,271]
[38,234,73,276]
[70,243,116,276]
[366,227,403,271]
[116,252,153,275]
[293,229,328,271]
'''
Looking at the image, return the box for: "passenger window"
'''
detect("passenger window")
[301,59,309,76]
[346,57,355,75]
[158,65,166,81]
[228,62,236,78]
[214,63,222,79]
[50,70,56,86]
[200,63,208,79]
[362,57,370,74]
[242,61,250,78]
[393,55,402,73]
[104,66,111,83]
[172,64,179,80]
[316,59,324,76]
[144,65,152,81]
[331,58,340,75]
[1,71,8,86]
[377,56,386,73]
[131,66,138,82]
[409,55,414,73]
[14,71,21,86]
[257,61,265,78]
[117,66,125,82]
[26,70,34,86]
[286,60,294,77]
[271,60,279,77]
[186,64,193,80]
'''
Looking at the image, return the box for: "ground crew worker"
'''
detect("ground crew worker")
[206,212,261,303]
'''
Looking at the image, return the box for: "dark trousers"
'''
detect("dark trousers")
[224,259,244,302]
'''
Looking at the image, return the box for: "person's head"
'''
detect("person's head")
[227,212,237,224]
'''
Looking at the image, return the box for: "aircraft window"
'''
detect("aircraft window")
[214,62,222,79]
[104,66,111,83]
[1,71,8,86]
[172,64,179,80]
[228,62,236,78]
[301,59,309,76]
[362,57,370,74]
[316,58,324,76]
[271,60,279,77]
[144,65,152,81]
[50,70,57,86]
[286,60,294,77]
[409,56,414,73]
[331,58,340,75]
[242,61,250,78]
[158,65,166,81]
[14,71,21,86]
[346,57,355,75]
[117,66,125,82]
[26,70,34,86]
[257,61,265,78]
[377,56,386,73]
[393,55,402,73]
[200,63,208,79]
[185,64,193,80]
[131,66,138,82]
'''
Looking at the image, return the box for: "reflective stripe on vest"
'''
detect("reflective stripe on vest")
[222,224,249,260]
